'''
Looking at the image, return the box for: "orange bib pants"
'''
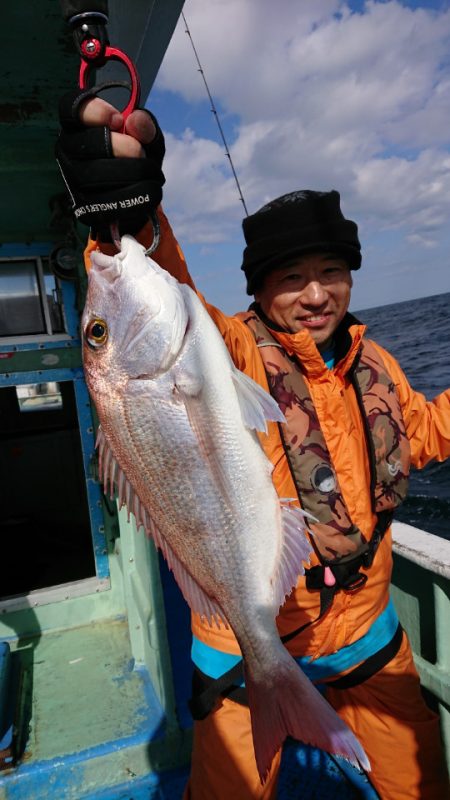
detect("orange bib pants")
[183,632,449,800]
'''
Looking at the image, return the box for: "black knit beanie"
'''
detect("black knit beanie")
[241,190,361,295]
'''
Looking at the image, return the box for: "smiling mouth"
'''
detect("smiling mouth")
[299,314,330,324]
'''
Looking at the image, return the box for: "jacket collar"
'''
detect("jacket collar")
[248,303,366,378]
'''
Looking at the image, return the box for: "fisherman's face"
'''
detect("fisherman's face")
[255,253,353,351]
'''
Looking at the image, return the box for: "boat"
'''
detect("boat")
[0,2,448,797]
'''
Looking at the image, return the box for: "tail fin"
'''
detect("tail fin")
[246,648,370,784]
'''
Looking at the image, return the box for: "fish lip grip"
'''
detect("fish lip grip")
[79,44,141,127]
[79,43,159,255]
[69,11,141,124]
[68,14,159,254]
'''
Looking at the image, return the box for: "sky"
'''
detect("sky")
[147,0,450,314]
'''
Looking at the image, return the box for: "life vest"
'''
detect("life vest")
[240,312,411,569]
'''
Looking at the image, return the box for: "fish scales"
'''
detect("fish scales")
[82,236,370,781]
[104,364,277,604]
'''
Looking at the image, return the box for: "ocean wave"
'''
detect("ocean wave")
[395,496,450,540]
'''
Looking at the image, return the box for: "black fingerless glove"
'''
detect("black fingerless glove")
[55,88,165,237]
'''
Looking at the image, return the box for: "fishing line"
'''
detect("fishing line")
[181,10,249,217]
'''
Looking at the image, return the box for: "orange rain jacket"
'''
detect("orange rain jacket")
[85,211,450,800]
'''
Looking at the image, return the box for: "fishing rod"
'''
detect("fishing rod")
[181,11,249,217]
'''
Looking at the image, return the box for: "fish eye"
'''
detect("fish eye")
[85,318,108,349]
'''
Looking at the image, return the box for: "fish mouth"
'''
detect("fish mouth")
[90,250,123,282]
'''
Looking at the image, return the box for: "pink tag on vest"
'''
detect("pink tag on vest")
[324,566,336,587]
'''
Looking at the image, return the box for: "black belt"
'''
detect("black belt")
[189,622,404,719]
[326,621,403,689]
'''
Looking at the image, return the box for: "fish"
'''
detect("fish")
[81,234,370,781]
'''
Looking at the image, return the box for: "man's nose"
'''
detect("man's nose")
[300,280,327,305]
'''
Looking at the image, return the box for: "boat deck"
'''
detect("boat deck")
[0,619,190,800]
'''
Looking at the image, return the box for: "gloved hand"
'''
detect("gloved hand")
[55,88,165,238]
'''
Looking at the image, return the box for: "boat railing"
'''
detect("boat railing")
[391,521,450,767]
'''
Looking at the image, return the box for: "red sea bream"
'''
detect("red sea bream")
[81,235,369,780]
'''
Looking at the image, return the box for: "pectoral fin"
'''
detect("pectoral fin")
[231,367,285,433]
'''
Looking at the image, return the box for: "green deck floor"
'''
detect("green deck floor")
[24,619,163,760]
[0,619,190,800]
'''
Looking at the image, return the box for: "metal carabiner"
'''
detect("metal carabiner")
[110,211,160,257]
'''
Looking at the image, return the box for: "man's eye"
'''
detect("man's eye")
[323,266,342,276]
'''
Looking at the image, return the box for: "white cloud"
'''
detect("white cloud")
[161,131,244,243]
[153,0,450,306]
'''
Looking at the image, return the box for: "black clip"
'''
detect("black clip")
[339,571,368,591]
[304,565,327,591]
[69,11,109,65]
[305,562,368,593]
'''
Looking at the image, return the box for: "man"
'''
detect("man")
[56,97,450,800]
